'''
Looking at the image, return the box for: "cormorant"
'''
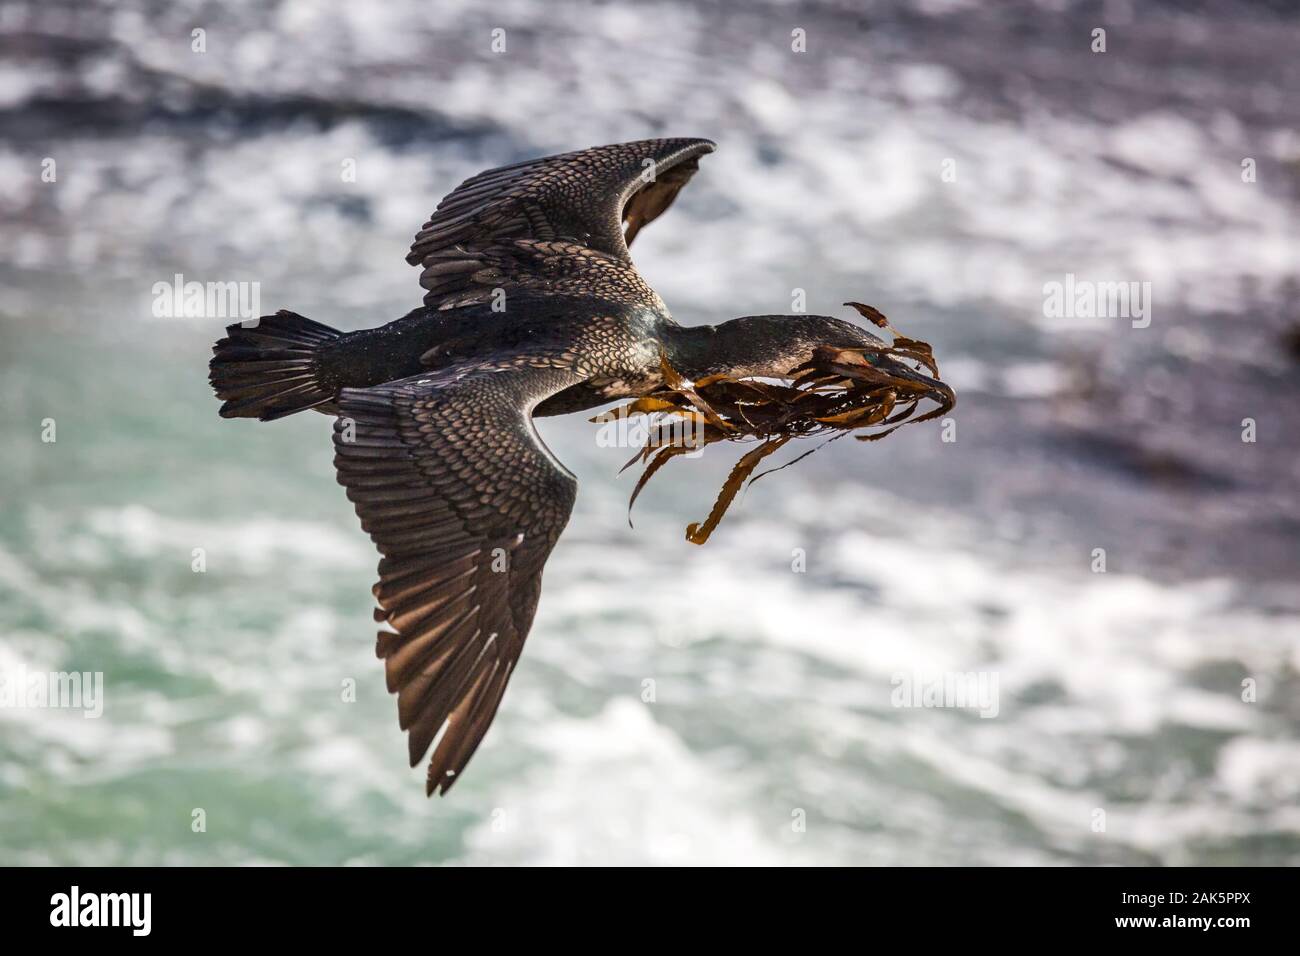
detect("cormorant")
[209,138,922,795]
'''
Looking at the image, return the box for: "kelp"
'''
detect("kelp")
[594,302,956,544]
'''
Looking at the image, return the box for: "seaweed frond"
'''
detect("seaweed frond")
[593,303,956,544]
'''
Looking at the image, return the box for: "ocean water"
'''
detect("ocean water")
[1,0,1298,865]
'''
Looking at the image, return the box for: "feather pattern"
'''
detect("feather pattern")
[333,356,583,795]
[406,138,714,311]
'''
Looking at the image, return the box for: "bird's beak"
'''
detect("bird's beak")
[817,344,956,410]
[869,353,956,408]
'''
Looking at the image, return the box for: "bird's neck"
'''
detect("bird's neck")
[661,314,880,382]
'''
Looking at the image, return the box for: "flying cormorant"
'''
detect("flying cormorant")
[210,138,924,795]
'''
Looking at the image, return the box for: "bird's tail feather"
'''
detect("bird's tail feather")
[209,311,342,421]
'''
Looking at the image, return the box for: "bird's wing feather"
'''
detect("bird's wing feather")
[407,138,714,311]
[332,357,584,795]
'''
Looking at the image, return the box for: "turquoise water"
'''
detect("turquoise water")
[3,312,1298,865]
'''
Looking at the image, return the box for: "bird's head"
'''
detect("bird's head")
[665,312,884,380]
[662,309,952,408]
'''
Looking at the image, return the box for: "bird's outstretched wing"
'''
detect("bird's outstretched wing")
[332,356,585,795]
[407,138,715,310]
